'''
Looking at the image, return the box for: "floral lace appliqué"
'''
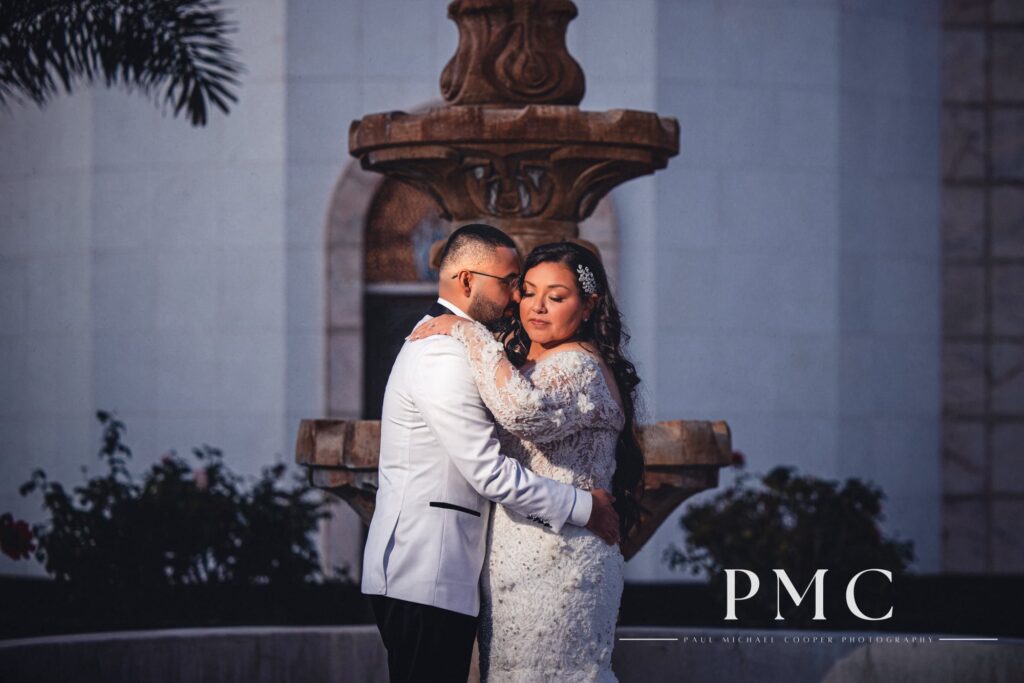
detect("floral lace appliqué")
[449,319,626,682]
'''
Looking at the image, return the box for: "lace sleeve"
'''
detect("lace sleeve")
[450,320,601,443]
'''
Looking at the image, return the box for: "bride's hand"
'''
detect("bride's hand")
[407,313,463,341]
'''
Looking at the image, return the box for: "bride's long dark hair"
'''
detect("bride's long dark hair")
[501,241,644,539]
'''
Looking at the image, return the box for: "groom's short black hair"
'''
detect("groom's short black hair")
[439,223,518,270]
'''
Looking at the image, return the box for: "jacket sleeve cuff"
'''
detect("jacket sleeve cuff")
[568,489,593,527]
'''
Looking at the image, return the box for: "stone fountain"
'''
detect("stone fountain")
[296,0,732,561]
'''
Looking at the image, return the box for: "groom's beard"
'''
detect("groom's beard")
[467,296,513,332]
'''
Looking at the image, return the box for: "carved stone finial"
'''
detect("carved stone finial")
[440,0,585,106]
[349,0,679,256]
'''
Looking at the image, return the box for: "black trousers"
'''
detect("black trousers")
[369,594,478,683]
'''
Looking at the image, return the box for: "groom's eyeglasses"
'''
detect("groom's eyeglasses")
[453,271,519,289]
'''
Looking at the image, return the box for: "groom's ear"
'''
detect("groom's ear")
[454,270,473,295]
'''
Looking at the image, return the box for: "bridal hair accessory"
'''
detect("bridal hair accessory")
[576,264,598,295]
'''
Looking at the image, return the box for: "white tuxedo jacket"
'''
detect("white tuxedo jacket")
[361,299,592,617]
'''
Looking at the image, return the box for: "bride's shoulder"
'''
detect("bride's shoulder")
[537,342,604,372]
[539,343,624,409]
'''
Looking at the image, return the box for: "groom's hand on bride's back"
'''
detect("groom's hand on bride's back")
[586,489,620,545]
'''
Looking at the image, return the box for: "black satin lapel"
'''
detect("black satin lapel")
[424,302,451,318]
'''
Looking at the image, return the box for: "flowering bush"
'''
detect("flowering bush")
[1,513,36,560]
[13,411,329,587]
[665,464,915,627]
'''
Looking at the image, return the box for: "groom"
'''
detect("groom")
[362,223,620,682]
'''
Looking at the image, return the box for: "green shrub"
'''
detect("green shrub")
[665,464,915,627]
[17,410,329,587]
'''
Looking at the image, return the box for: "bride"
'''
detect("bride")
[409,240,644,681]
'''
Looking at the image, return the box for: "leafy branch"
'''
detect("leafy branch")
[666,465,915,627]
[0,0,243,126]
[16,410,331,587]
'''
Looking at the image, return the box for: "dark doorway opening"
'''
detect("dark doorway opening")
[361,292,436,419]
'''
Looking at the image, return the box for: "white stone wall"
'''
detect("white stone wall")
[0,0,290,577]
[1,92,95,579]
[0,0,941,583]
[836,1,942,572]
[625,0,941,580]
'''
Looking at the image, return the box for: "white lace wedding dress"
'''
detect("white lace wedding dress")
[451,321,626,682]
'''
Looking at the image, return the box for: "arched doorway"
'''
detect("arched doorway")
[361,178,447,420]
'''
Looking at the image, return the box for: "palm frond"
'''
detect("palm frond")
[0,0,243,126]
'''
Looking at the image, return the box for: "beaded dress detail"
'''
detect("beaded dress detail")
[450,320,625,682]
